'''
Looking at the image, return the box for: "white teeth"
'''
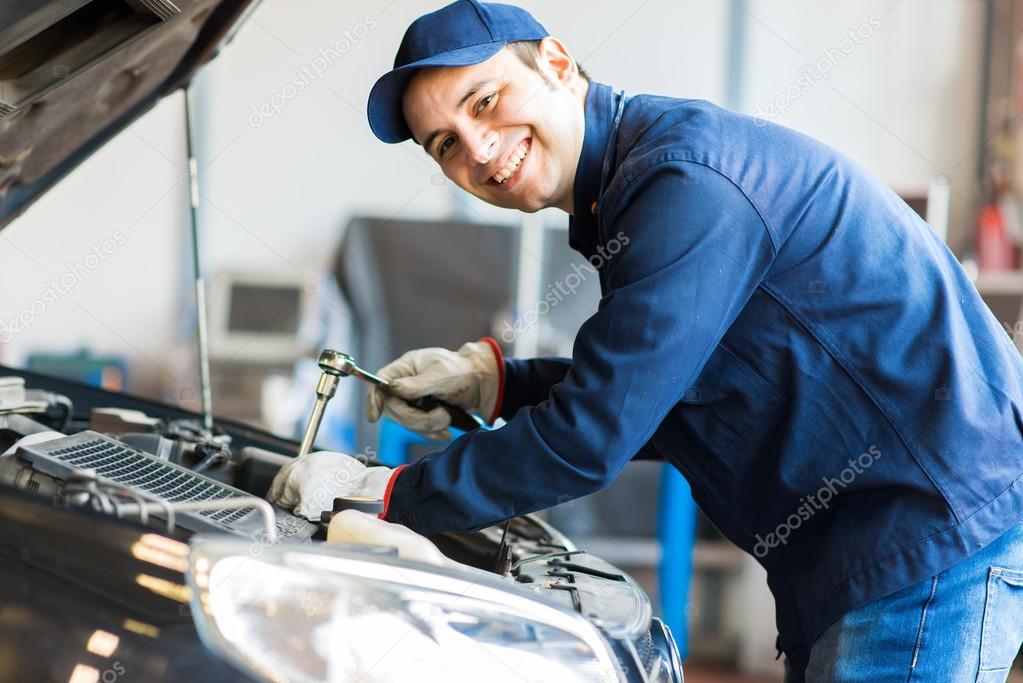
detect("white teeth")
[492,141,529,184]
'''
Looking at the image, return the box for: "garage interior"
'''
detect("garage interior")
[2,1,1023,681]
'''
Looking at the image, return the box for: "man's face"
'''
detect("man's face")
[402,40,587,214]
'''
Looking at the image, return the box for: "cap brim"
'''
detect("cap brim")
[367,41,507,144]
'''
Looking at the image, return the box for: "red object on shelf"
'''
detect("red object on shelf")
[977,203,1020,271]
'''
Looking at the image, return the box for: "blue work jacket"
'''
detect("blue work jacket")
[384,82,1023,667]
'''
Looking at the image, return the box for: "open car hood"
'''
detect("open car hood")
[0,0,259,231]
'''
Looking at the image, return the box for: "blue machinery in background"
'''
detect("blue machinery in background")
[658,464,696,659]
[375,418,432,468]
[377,419,698,659]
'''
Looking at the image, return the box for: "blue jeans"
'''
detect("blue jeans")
[785,520,1023,682]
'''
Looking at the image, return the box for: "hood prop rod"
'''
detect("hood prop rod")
[183,87,214,432]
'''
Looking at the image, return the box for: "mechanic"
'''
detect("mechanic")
[268,2,1023,680]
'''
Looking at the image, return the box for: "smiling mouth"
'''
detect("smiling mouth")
[490,138,530,185]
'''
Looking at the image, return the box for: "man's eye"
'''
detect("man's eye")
[438,136,455,156]
[476,94,495,114]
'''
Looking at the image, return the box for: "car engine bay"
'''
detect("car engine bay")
[0,372,683,682]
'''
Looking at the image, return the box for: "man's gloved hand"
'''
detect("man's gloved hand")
[366,340,501,441]
[266,451,393,522]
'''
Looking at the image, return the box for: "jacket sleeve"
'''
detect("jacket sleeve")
[383,162,777,534]
[500,357,572,420]
[502,358,663,461]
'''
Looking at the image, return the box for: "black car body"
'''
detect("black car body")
[0,375,681,681]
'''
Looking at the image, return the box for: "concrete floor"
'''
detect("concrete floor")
[684,664,783,683]
[685,663,1023,682]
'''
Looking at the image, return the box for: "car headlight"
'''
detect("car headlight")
[186,538,624,683]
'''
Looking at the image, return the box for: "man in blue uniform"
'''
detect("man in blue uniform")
[269,2,1023,679]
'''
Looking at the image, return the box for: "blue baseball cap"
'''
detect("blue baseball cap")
[367,0,548,144]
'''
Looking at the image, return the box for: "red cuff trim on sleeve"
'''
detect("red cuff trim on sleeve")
[378,464,408,520]
[479,336,505,425]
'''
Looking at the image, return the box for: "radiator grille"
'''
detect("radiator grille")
[51,438,251,525]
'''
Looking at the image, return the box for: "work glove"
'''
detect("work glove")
[266,451,393,522]
[366,339,502,442]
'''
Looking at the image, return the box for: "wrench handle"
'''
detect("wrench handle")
[406,396,485,432]
[362,371,484,433]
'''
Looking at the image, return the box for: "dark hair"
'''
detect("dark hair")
[506,40,590,83]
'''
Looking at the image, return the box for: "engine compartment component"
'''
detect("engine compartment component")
[0,397,681,682]
[325,509,457,568]
[0,427,314,540]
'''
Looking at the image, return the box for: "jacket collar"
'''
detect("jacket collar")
[569,81,618,257]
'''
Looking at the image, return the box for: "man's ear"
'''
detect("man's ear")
[537,36,580,85]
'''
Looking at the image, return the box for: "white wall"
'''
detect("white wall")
[190,0,731,278]
[0,93,189,398]
[739,0,984,249]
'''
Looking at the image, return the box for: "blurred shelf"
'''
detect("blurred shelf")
[693,541,746,572]
[974,271,1023,294]
[574,536,660,566]
[572,537,745,572]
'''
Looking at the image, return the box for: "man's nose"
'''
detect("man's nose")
[463,129,498,165]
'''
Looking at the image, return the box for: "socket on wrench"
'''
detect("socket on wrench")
[296,350,483,458]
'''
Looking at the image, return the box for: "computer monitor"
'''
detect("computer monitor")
[208,273,315,362]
